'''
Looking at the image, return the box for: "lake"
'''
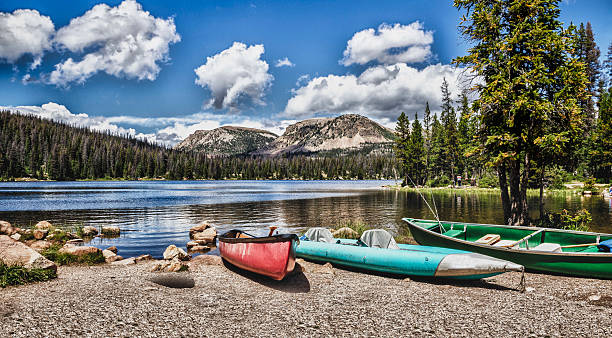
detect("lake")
[0,180,610,258]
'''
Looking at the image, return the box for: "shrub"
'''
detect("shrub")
[334,219,371,237]
[0,264,57,288]
[583,177,596,192]
[478,174,498,188]
[426,175,451,187]
[536,209,592,232]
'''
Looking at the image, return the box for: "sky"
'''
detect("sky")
[1,0,611,146]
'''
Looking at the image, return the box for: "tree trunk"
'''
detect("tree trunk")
[508,160,523,226]
[539,163,545,220]
[519,153,531,225]
[497,164,511,224]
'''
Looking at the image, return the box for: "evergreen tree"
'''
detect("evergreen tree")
[440,78,459,184]
[423,102,432,181]
[394,112,411,186]
[409,113,426,185]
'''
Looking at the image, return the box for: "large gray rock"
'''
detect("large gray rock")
[0,235,57,272]
[0,221,18,236]
[34,221,53,230]
[58,244,101,256]
[29,240,52,253]
[192,228,217,243]
[81,226,98,237]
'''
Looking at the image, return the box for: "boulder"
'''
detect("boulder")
[163,245,189,261]
[10,233,21,241]
[135,254,153,263]
[35,221,53,230]
[332,227,359,239]
[66,239,84,244]
[105,246,118,254]
[167,258,189,272]
[111,257,135,265]
[102,249,116,259]
[189,222,211,236]
[101,226,120,236]
[0,235,57,272]
[106,255,123,263]
[188,254,222,271]
[58,244,101,256]
[29,240,52,253]
[188,245,211,253]
[0,221,17,236]
[33,229,48,240]
[81,226,98,237]
[192,228,217,243]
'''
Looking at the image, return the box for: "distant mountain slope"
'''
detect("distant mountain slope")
[175,126,277,156]
[251,114,395,156]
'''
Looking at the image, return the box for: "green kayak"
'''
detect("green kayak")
[296,228,523,280]
[403,218,612,279]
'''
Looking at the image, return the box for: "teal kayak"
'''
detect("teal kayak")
[296,229,523,280]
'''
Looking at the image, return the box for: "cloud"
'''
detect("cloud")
[0,9,54,68]
[283,63,467,122]
[275,57,295,68]
[0,103,289,147]
[341,22,433,66]
[48,0,180,86]
[194,42,273,110]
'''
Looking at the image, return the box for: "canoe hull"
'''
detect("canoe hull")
[296,239,522,280]
[404,218,612,279]
[219,232,298,280]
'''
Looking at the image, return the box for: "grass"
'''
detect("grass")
[333,219,372,238]
[0,263,57,288]
[41,244,105,266]
[389,185,583,196]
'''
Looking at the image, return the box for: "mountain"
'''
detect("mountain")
[251,114,395,156]
[174,126,277,156]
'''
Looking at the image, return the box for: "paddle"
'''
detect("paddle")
[268,226,278,236]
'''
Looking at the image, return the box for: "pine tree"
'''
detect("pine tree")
[394,112,411,186]
[410,113,426,185]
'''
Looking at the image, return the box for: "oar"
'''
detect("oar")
[268,226,278,236]
[560,243,599,249]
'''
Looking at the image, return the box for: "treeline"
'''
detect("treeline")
[395,20,612,189]
[0,111,397,181]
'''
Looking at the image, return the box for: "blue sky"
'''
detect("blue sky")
[1,0,611,145]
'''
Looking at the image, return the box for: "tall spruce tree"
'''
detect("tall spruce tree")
[423,102,432,181]
[454,0,589,225]
[394,112,412,186]
[410,113,426,185]
[440,78,459,184]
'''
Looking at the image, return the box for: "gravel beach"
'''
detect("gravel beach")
[1,259,610,337]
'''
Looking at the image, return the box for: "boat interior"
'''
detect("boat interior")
[413,219,612,253]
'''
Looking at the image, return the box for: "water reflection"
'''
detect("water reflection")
[0,181,609,258]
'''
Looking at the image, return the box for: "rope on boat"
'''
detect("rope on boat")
[406,175,443,232]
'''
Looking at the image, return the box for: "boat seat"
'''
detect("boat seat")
[442,229,465,238]
[493,240,517,248]
[360,229,400,250]
[303,227,335,243]
[531,243,562,252]
[476,234,501,245]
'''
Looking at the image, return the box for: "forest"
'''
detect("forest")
[0,110,397,181]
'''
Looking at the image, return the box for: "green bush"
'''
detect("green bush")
[0,264,57,288]
[583,177,596,192]
[536,209,592,232]
[426,175,451,187]
[478,174,498,188]
[333,219,371,238]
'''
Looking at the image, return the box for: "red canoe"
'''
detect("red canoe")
[218,229,299,280]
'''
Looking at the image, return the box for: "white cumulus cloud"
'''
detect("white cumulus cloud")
[341,22,433,66]
[0,9,55,68]
[48,0,180,86]
[283,63,466,122]
[194,42,273,111]
[275,57,294,68]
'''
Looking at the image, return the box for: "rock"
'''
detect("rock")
[189,222,212,235]
[81,226,98,237]
[0,235,57,272]
[167,258,189,272]
[525,287,536,293]
[135,254,153,263]
[10,233,21,241]
[58,244,101,256]
[188,245,211,253]
[163,245,189,261]
[150,260,171,272]
[0,221,17,236]
[105,255,123,263]
[101,226,120,236]
[34,221,53,230]
[192,228,217,243]
[46,233,55,241]
[332,227,359,239]
[188,254,223,268]
[33,229,48,240]
[29,240,52,253]
[148,274,194,288]
[105,246,118,254]
[589,294,601,301]
[111,257,136,265]
[66,239,84,244]
[102,249,116,259]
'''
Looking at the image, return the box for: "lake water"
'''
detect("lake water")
[0,180,610,258]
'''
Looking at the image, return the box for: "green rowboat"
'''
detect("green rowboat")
[403,218,612,279]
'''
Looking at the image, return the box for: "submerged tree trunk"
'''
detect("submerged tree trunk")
[497,164,511,224]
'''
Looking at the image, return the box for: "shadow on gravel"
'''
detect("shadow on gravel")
[222,260,311,293]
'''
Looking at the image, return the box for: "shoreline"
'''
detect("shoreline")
[1,260,610,336]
